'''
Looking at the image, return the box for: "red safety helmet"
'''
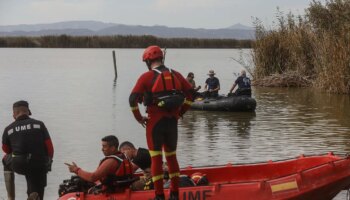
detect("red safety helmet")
[142,45,163,62]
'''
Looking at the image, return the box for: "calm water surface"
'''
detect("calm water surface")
[0,48,349,199]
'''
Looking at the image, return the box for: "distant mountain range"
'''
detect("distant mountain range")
[0,21,255,40]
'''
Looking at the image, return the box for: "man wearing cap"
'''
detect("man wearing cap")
[204,70,220,98]
[2,100,54,200]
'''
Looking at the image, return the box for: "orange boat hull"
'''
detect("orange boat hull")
[58,153,350,200]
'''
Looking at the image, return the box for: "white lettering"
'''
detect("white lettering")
[20,125,27,131]
[14,124,32,132]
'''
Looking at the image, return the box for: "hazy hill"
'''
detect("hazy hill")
[0,21,255,40]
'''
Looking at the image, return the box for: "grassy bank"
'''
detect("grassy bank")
[252,0,350,94]
[0,35,253,49]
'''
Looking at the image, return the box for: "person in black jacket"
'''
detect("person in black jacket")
[229,70,252,97]
[2,100,54,200]
[119,141,151,173]
[119,141,151,190]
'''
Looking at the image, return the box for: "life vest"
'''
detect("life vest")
[145,67,185,110]
[152,68,182,93]
[99,153,134,191]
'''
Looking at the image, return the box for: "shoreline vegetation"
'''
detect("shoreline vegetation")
[1,1,348,94]
[0,35,252,49]
[252,0,350,94]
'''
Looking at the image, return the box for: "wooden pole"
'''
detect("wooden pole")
[112,50,118,80]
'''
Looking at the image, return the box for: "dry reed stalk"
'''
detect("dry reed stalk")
[252,0,350,93]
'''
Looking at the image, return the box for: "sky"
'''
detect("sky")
[0,0,318,28]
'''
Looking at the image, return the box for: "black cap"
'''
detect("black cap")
[13,100,32,115]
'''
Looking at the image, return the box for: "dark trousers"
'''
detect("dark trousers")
[235,88,252,97]
[203,91,218,98]
[12,156,47,200]
[25,170,46,200]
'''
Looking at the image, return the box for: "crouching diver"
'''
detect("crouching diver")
[65,135,134,193]
[129,45,194,200]
[2,100,54,200]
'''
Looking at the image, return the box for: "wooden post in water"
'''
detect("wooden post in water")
[112,50,118,80]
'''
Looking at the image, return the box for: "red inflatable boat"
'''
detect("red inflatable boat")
[58,152,350,200]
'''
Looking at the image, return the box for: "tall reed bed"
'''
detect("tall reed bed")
[253,0,350,93]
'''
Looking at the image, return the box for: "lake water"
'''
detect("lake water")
[0,48,349,199]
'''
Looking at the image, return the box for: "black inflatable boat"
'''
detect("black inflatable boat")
[191,95,256,112]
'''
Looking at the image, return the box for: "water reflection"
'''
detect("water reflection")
[178,87,350,168]
[112,79,118,133]
[180,111,255,141]
[181,110,255,135]
[178,110,256,166]
[254,87,350,156]
[255,87,350,125]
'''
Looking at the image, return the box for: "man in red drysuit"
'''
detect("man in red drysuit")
[129,45,193,200]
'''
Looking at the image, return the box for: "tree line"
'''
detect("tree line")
[0,35,253,48]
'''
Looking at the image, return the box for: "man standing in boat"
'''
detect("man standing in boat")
[229,70,252,97]
[2,100,54,200]
[204,70,220,98]
[129,45,193,200]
